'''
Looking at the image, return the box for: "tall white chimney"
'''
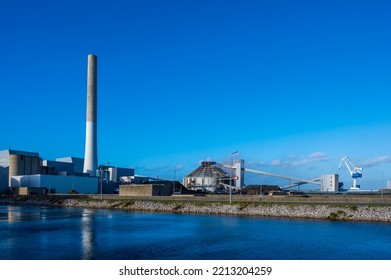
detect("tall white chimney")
[83,54,98,175]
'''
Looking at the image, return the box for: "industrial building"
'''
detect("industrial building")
[321,174,340,192]
[119,184,173,196]
[108,167,135,183]
[0,149,134,195]
[0,149,41,194]
[0,54,357,196]
[182,160,245,193]
[42,157,85,176]
[181,158,344,194]
[182,161,230,192]
[0,55,134,195]
[0,149,99,194]
[10,174,98,194]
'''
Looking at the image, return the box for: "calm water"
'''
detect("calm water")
[1,204,391,260]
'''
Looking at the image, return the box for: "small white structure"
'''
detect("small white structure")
[108,167,134,182]
[233,160,245,189]
[321,174,339,192]
[11,174,98,194]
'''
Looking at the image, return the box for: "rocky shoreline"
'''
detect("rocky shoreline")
[1,197,391,222]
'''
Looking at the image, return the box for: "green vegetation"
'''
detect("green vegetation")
[124,200,135,206]
[238,202,250,210]
[68,189,79,194]
[173,203,183,211]
[328,210,347,220]
[329,212,338,220]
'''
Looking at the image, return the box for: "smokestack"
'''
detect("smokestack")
[83,54,98,175]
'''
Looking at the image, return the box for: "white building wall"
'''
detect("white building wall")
[234,160,245,188]
[321,174,339,192]
[11,174,98,194]
[108,167,134,182]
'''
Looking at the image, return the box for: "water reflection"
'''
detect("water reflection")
[6,205,41,222]
[2,205,53,222]
[81,209,95,259]
[7,205,21,222]
[2,205,391,260]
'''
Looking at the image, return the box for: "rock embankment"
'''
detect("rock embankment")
[1,197,391,222]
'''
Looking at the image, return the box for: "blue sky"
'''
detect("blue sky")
[1,0,391,189]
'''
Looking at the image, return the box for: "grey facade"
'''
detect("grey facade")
[0,166,9,194]
[56,157,84,174]
[42,160,74,175]
[119,184,173,196]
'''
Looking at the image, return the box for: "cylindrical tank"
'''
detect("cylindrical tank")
[9,154,41,185]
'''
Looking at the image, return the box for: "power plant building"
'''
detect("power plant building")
[0,149,98,194]
[0,55,134,195]
[1,151,133,194]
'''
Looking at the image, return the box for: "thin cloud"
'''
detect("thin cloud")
[269,152,330,168]
[198,157,213,165]
[361,156,391,168]
[245,160,262,167]
[143,164,170,172]
[287,159,310,168]
[308,152,330,161]
[270,159,283,166]
[174,164,184,171]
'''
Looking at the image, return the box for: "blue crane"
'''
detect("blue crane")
[338,157,363,190]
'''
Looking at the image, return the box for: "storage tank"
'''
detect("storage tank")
[182,161,229,192]
[9,154,41,185]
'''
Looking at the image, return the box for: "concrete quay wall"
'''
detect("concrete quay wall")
[82,193,391,204]
[1,196,391,222]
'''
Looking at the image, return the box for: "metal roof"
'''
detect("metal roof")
[185,161,228,178]
[0,149,39,157]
